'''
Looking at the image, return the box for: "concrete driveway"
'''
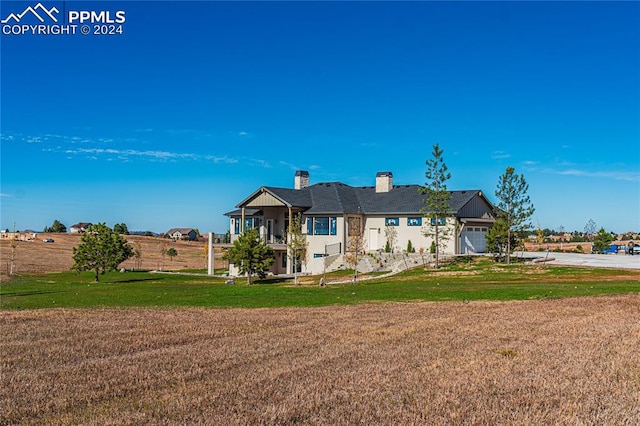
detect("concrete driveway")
[521,251,640,270]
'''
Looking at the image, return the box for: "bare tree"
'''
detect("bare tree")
[159,241,169,270]
[132,240,143,271]
[345,216,366,283]
[584,219,597,242]
[286,213,308,286]
[9,234,18,275]
[384,225,397,253]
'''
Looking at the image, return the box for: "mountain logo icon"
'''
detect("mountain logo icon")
[1,3,59,24]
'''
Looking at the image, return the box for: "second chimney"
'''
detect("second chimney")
[376,171,393,193]
[294,170,310,190]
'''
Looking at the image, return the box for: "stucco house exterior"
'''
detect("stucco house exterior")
[166,228,198,241]
[225,171,496,276]
[70,222,92,233]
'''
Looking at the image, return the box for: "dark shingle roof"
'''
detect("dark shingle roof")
[234,182,491,217]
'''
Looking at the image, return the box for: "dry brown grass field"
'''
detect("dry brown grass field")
[0,234,221,279]
[2,296,639,424]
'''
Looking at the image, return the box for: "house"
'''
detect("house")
[166,228,197,241]
[70,222,92,233]
[225,170,496,276]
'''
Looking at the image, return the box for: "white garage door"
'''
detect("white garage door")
[461,227,488,254]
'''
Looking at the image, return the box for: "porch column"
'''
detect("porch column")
[241,207,245,233]
[287,207,293,274]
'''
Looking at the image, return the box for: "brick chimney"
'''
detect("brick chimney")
[375,171,393,193]
[294,170,310,190]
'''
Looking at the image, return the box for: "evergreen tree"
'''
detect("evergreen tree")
[420,143,452,268]
[224,228,274,285]
[71,223,134,281]
[592,228,613,253]
[166,247,178,260]
[494,166,535,264]
[113,223,129,235]
[406,240,414,253]
[45,219,67,233]
[485,218,518,260]
[114,223,128,235]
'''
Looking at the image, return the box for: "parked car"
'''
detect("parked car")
[43,238,55,243]
[602,244,618,254]
[631,244,640,255]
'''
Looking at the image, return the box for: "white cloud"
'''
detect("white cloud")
[250,159,271,168]
[279,161,299,170]
[6,131,266,167]
[208,155,238,164]
[556,168,639,182]
[491,151,510,160]
[0,193,12,197]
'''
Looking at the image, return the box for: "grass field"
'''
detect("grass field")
[1,257,639,309]
[2,258,639,423]
[2,296,639,424]
[0,233,216,278]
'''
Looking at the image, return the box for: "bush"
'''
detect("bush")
[407,240,414,253]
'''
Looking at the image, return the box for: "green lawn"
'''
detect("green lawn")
[1,259,638,309]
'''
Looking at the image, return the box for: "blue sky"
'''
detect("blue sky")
[1,1,639,234]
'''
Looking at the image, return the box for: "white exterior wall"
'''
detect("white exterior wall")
[364,215,457,254]
[303,215,345,275]
[228,213,461,277]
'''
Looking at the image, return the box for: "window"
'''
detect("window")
[307,216,338,235]
[244,218,254,230]
[233,219,240,234]
[385,217,399,226]
[314,217,329,235]
[430,218,447,226]
[407,217,422,226]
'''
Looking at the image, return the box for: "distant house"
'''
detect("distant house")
[70,222,92,233]
[166,228,197,241]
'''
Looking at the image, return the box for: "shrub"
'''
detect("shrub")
[407,240,414,253]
